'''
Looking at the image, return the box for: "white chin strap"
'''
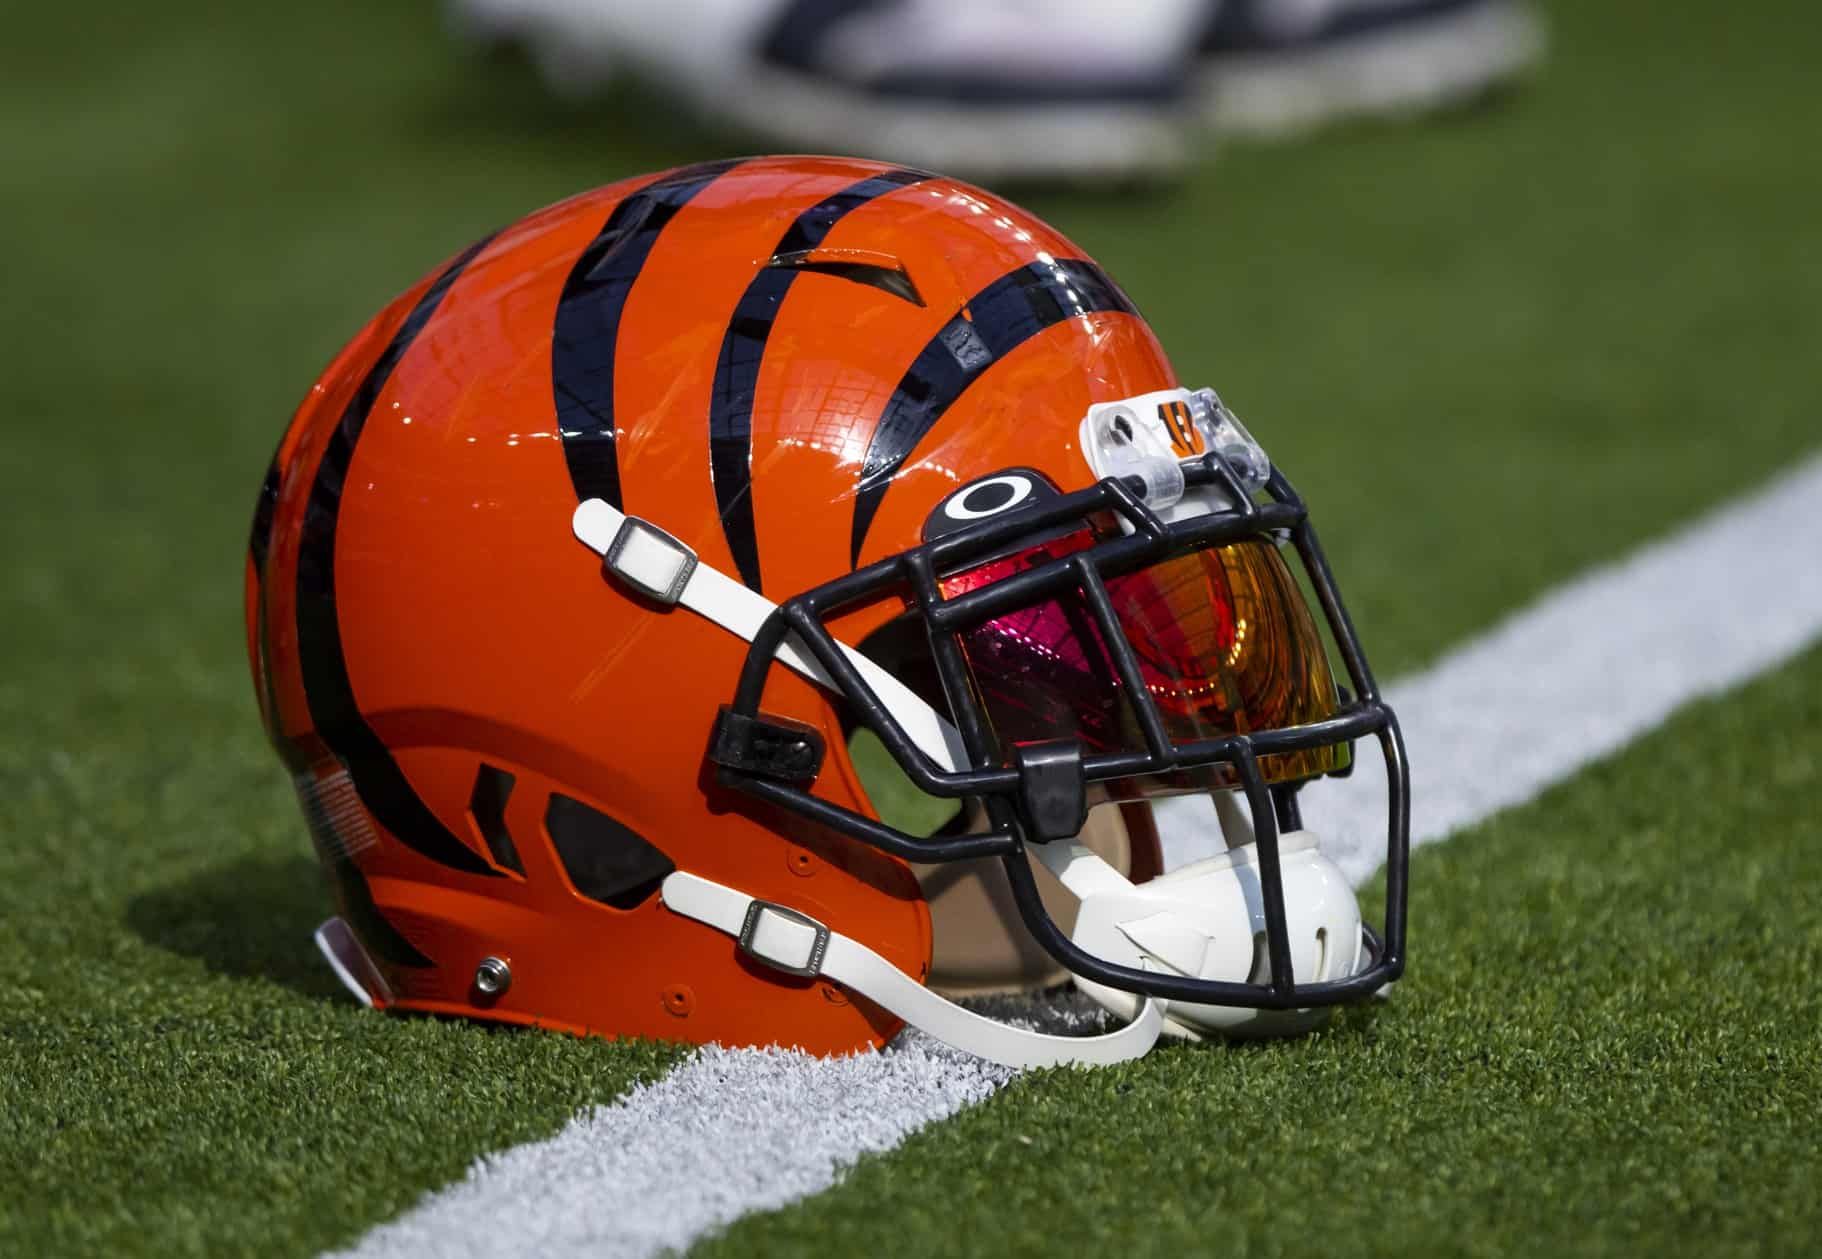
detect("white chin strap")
[660,871,1165,1069]
[573,499,965,771]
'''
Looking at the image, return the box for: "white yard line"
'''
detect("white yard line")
[333,1038,1014,1259]
[333,452,1822,1259]
[1298,448,1822,885]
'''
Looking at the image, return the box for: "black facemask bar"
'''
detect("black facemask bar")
[709,454,1409,1012]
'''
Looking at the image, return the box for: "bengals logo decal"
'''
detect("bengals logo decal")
[1157,400,1205,458]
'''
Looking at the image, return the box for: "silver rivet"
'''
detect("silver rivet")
[474,956,512,996]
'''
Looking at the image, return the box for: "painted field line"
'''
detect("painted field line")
[333,452,1822,1259]
[1294,449,1822,886]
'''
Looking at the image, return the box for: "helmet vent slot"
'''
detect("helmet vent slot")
[765,247,924,307]
[1245,930,1270,985]
[544,793,674,910]
[467,765,524,876]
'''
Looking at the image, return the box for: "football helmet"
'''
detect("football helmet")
[247,156,1408,1067]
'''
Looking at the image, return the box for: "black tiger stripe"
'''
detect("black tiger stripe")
[249,457,280,575]
[848,258,1140,567]
[248,455,284,730]
[294,233,502,879]
[710,166,927,592]
[553,159,745,509]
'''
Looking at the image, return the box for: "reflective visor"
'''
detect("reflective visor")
[940,528,1344,787]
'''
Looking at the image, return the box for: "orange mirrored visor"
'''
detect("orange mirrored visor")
[939,528,1344,787]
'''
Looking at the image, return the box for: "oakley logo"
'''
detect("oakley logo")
[921,467,1061,543]
[943,474,1037,522]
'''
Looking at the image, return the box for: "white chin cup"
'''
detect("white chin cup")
[1051,831,1365,1039]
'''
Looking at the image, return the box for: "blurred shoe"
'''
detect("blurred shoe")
[1197,0,1545,136]
[448,0,1199,180]
[447,0,620,95]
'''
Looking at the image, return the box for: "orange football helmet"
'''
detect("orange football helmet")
[247,156,1408,1067]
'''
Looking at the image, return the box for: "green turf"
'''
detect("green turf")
[0,0,1818,1254]
[702,646,1822,1259]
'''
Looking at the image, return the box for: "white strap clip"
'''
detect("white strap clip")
[661,871,1165,1070]
[739,900,831,977]
[574,498,966,772]
[604,515,699,605]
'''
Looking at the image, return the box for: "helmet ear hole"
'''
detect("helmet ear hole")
[1246,931,1270,985]
[543,793,674,910]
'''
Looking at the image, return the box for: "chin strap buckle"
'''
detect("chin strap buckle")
[661,871,1164,1069]
[738,900,831,978]
[603,514,699,604]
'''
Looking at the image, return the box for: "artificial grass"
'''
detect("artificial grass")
[0,0,1817,1254]
[3,1002,682,1255]
[702,645,1822,1259]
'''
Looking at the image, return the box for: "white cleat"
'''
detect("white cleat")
[1197,0,1547,137]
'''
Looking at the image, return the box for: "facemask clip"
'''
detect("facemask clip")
[1185,389,1271,492]
[1011,739,1088,842]
[1082,406,1186,509]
